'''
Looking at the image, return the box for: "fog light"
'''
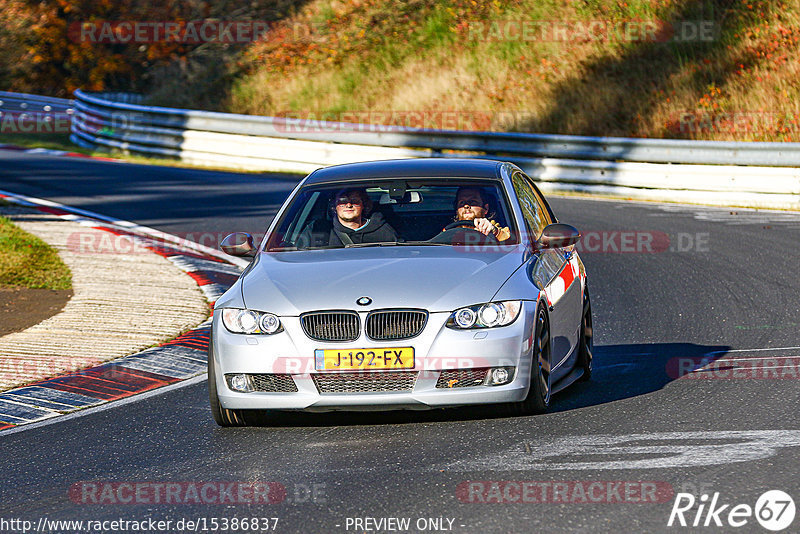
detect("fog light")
[228,373,251,392]
[486,367,514,386]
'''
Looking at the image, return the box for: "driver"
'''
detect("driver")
[448,187,510,241]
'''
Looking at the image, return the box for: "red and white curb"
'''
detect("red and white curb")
[0,190,244,431]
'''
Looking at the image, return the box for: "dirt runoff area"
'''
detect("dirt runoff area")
[0,286,73,336]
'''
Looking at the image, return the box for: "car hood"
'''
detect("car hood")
[241,246,525,315]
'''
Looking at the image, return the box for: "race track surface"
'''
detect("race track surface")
[1,150,799,533]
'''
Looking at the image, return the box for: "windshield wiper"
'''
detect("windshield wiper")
[395,240,452,246]
[344,241,398,248]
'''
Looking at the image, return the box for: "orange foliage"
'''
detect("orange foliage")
[2,0,216,96]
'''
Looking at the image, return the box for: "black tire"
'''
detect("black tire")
[208,334,248,427]
[577,286,593,382]
[504,305,551,416]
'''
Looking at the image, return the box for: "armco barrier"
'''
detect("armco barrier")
[0,91,73,114]
[4,90,800,209]
[0,91,74,134]
[69,90,800,167]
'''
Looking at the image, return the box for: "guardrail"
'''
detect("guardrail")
[69,90,800,209]
[0,91,74,135]
[0,91,73,112]
[71,90,800,167]
[4,90,799,209]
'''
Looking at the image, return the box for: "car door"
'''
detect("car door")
[511,172,582,381]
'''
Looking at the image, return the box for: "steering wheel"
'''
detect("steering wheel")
[430,219,499,245]
[443,220,479,231]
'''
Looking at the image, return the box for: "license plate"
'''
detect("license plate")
[314,348,414,371]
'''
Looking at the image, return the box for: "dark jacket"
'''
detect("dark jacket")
[328,212,397,245]
[297,212,398,248]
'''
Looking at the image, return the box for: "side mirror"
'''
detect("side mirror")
[221,232,255,257]
[535,223,580,250]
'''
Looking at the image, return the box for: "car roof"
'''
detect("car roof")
[303,158,505,185]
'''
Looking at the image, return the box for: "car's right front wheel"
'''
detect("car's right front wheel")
[208,334,249,427]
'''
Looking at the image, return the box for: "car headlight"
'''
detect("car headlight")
[446,301,522,329]
[221,308,283,334]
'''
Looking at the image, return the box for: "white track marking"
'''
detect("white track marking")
[706,346,800,354]
[445,430,800,471]
[699,356,800,363]
[0,374,207,437]
[0,188,250,268]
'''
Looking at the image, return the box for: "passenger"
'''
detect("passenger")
[296,188,397,248]
[449,186,510,241]
[329,188,397,245]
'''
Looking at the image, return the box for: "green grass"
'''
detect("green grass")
[213,0,800,142]
[0,133,93,155]
[0,214,72,290]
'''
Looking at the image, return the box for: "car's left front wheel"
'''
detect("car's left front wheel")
[503,304,551,416]
[577,286,593,382]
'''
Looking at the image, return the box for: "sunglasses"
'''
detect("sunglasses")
[335,195,364,205]
[455,197,484,208]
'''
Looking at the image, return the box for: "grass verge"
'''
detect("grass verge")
[216,0,800,142]
[0,213,72,290]
[0,133,93,155]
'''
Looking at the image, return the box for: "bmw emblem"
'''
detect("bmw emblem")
[356,296,372,306]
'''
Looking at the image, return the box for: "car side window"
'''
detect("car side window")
[511,171,549,240]
[526,176,554,227]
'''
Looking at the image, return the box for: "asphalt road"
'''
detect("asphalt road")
[2,150,800,533]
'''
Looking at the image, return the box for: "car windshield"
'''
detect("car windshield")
[265,179,519,251]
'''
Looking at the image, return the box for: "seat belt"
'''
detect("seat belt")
[333,228,354,246]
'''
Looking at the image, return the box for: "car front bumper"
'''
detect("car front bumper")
[212,303,536,412]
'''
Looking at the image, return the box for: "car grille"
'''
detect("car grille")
[249,374,298,392]
[300,311,360,342]
[436,368,489,389]
[366,310,427,341]
[312,372,418,393]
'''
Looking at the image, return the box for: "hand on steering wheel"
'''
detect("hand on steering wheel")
[445,218,498,236]
[435,219,499,244]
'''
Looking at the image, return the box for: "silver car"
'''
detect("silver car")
[209,159,592,426]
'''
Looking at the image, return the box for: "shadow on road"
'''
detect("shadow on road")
[549,342,729,413]
[231,342,729,428]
